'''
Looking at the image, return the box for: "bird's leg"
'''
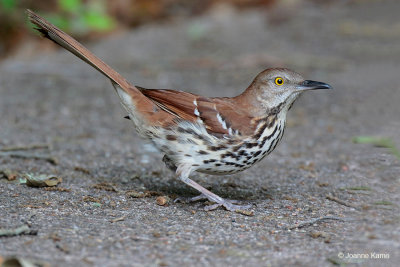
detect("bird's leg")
[176,164,252,211]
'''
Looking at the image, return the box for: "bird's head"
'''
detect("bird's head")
[248,68,332,113]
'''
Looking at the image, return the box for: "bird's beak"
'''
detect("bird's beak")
[296,80,332,91]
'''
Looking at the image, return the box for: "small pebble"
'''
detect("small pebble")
[156,196,170,206]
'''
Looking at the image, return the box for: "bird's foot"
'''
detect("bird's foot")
[175,166,253,213]
[174,194,252,212]
[204,199,252,212]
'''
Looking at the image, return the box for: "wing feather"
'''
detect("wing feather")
[142,89,257,136]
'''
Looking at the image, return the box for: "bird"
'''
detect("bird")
[27,10,332,212]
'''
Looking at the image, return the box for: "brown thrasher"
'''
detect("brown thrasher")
[28,10,332,211]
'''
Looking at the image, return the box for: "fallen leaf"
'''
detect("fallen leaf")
[0,225,37,237]
[1,257,50,267]
[24,173,62,187]
[0,169,18,181]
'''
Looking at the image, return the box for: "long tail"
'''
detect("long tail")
[27,10,179,130]
[27,9,135,92]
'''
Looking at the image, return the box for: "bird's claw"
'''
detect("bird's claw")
[204,199,253,212]
[175,193,252,213]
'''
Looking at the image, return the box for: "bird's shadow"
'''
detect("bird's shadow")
[113,169,273,201]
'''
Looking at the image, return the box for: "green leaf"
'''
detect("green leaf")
[373,201,394,206]
[346,186,372,191]
[187,22,207,40]
[0,0,17,11]
[58,0,81,13]
[45,14,70,31]
[352,136,400,160]
[352,136,392,146]
[83,11,115,31]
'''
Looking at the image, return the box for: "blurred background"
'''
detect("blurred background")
[0,0,337,60]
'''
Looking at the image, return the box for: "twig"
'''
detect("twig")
[0,224,38,237]
[111,216,126,223]
[0,143,49,151]
[287,216,345,230]
[0,151,58,165]
[326,195,358,209]
[92,182,119,192]
[235,209,255,216]
[43,187,71,192]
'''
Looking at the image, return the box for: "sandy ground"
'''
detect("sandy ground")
[1,1,399,266]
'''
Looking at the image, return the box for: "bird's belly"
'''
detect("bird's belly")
[197,132,284,174]
[152,120,285,175]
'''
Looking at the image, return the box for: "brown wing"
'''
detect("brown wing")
[142,89,258,136]
[141,89,199,122]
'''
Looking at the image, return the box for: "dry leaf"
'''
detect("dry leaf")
[24,173,62,187]
[0,169,18,181]
[0,225,37,237]
[1,257,49,267]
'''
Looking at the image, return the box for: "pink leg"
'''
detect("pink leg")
[176,164,252,211]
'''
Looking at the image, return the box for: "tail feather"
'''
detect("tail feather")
[27,9,133,91]
[27,9,180,130]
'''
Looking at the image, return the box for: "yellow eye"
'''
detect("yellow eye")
[275,77,284,85]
